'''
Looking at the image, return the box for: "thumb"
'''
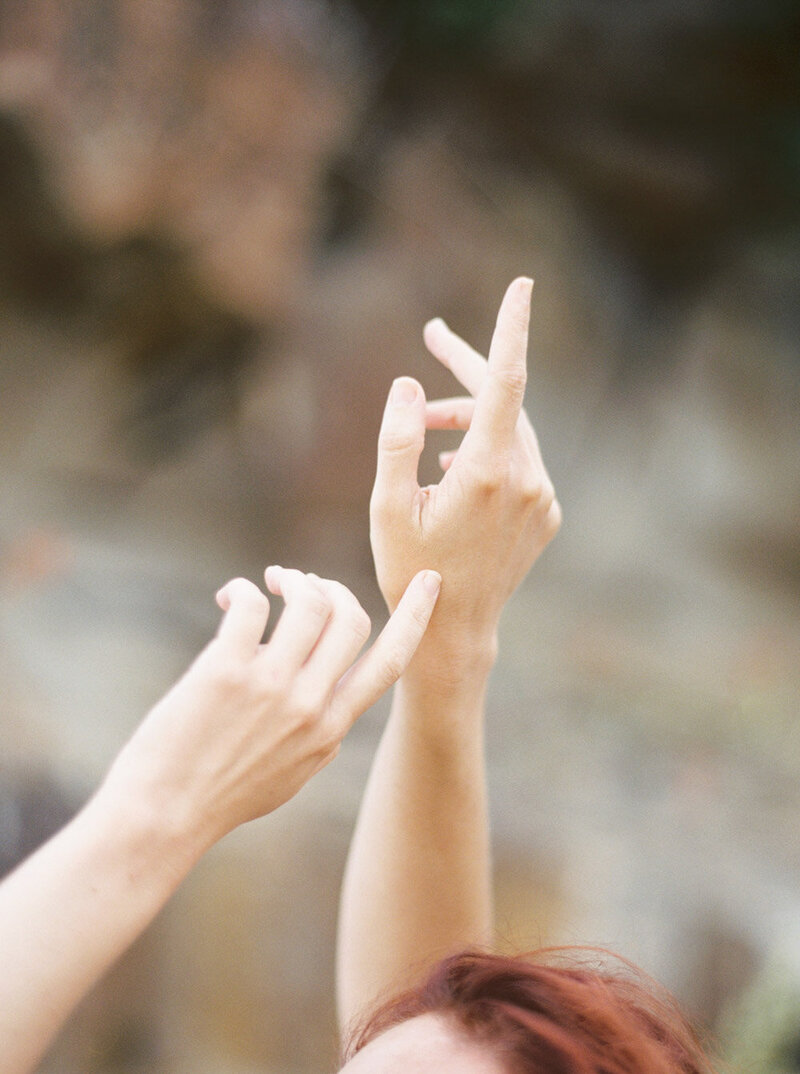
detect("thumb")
[371,377,425,518]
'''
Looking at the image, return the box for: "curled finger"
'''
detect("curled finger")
[425,396,475,431]
[263,566,333,674]
[215,577,270,656]
[423,318,487,397]
[543,497,563,540]
[301,577,372,691]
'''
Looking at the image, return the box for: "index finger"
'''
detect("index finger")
[329,570,441,729]
[462,276,532,457]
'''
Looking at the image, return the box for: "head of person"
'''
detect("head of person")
[339,949,717,1074]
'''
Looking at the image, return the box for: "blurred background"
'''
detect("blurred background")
[0,1,798,1071]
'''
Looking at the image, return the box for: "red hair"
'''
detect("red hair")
[344,948,719,1074]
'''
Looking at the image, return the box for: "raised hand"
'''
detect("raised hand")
[105,566,441,850]
[0,564,440,1074]
[370,278,560,675]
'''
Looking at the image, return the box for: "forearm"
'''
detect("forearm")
[0,566,440,1073]
[0,778,201,1074]
[336,641,495,1031]
[339,276,559,1032]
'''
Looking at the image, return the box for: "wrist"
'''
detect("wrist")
[94,757,212,882]
[390,643,492,755]
[401,625,497,697]
[380,577,499,669]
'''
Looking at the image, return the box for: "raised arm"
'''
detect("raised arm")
[0,566,439,1074]
[336,279,561,1031]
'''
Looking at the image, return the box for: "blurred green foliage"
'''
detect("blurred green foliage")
[721,961,800,1074]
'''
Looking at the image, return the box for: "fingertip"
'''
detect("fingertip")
[218,576,253,602]
[216,575,269,613]
[389,376,422,407]
[500,278,533,324]
[264,565,283,594]
[422,569,442,598]
[423,317,448,356]
[376,378,426,474]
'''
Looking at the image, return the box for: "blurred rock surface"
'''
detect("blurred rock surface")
[0,2,798,1071]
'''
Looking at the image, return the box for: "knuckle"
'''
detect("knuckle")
[378,428,422,456]
[378,646,407,688]
[473,460,507,495]
[517,470,555,511]
[475,474,501,496]
[544,499,563,537]
[310,738,341,771]
[316,718,344,757]
[370,487,396,520]
[208,655,248,693]
[493,365,527,397]
[301,584,332,621]
[350,606,372,642]
[537,480,556,512]
[408,601,431,634]
[519,476,545,505]
[252,588,270,610]
[320,577,346,605]
[327,583,371,641]
[290,692,323,728]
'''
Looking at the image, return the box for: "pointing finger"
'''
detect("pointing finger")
[331,570,441,728]
[463,277,532,456]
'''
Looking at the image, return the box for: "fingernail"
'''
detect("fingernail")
[425,317,446,333]
[391,377,419,405]
[423,570,442,596]
[518,277,534,298]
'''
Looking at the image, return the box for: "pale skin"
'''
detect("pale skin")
[0,277,559,1073]
[0,564,441,1074]
[339,1012,509,1074]
[337,277,561,1046]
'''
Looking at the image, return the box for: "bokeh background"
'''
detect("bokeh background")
[0,1,799,1071]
